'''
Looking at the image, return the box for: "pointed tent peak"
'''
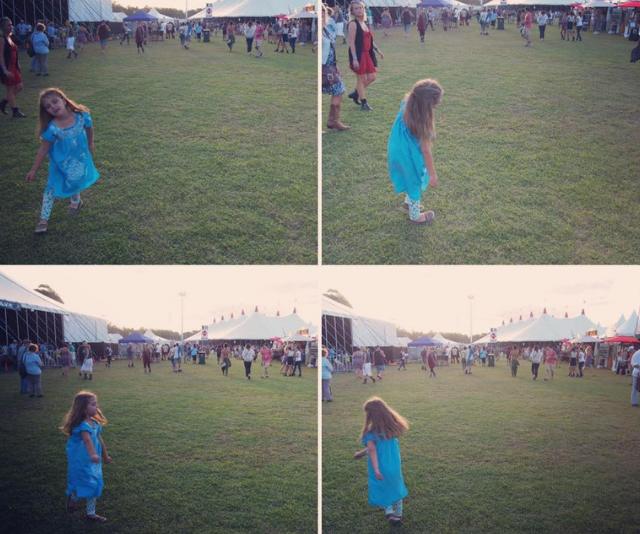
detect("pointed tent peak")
[565,312,568,318]
[221,315,225,321]
[241,309,245,316]
[277,310,280,316]
[519,315,523,321]
[231,312,234,318]
[581,308,585,315]
[213,318,217,324]
[293,307,297,314]
[255,305,259,313]
[530,311,534,318]
[543,307,547,314]
[502,320,505,326]
[510,318,513,323]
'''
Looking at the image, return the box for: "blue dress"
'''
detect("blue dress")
[41,112,99,199]
[363,431,408,507]
[66,420,103,499]
[388,101,429,202]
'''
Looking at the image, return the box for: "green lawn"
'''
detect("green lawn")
[322,360,640,534]
[0,358,317,534]
[0,36,317,264]
[322,25,640,264]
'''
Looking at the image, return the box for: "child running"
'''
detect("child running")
[25,88,99,234]
[388,79,443,226]
[60,391,112,523]
[354,396,409,526]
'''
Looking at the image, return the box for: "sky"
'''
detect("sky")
[2,266,319,333]
[116,1,204,12]
[322,266,640,336]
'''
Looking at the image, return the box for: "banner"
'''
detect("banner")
[206,3,213,18]
[0,300,22,311]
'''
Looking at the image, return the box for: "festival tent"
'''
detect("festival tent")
[118,332,154,344]
[147,8,175,21]
[408,335,443,346]
[0,270,114,345]
[143,329,173,343]
[123,10,158,22]
[433,332,461,346]
[210,0,312,17]
[69,0,113,22]
[605,313,627,337]
[615,311,639,337]
[111,12,127,23]
[322,296,401,351]
[396,336,413,347]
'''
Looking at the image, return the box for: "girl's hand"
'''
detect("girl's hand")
[4,70,14,78]
[353,449,367,460]
[378,51,384,59]
[374,470,384,480]
[103,455,113,464]
[25,170,36,183]
[428,173,438,188]
[90,454,100,463]
[88,142,94,154]
[352,60,359,69]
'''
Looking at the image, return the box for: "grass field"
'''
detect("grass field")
[0,36,317,264]
[0,358,317,534]
[322,24,640,264]
[322,360,640,534]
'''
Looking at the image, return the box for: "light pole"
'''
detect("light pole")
[468,295,474,345]
[179,292,186,342]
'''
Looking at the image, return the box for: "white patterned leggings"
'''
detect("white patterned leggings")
[41,184,81,221]
[384,499,403,517]
[405,194,421,221]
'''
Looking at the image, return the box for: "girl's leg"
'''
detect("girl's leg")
[6,86,17,108]
[69,192,81,209]
[40,184,56,221]
[356,75,367,100]
[407,198,422,221]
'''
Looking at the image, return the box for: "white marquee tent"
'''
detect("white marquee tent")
[322,297,401,350]
[185,309,316,342]
[147,8,175,21]
[0,271,117,345]
[613,311,639,337]
[144,329,174,343]
[69,0,113,22]
[209,0,312,17]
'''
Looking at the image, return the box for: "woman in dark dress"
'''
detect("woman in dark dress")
[0,18,26,118]
[347,0,384,111]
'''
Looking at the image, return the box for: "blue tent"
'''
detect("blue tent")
[123,10,158,22]
[417,0,452,8]
[408,335,443,347]
[118,332,154,344]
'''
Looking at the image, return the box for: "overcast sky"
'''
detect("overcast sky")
[2,267,318,333]
[322,266,640,336]
[118,1,204,12]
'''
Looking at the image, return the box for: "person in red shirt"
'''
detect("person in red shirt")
[260,344,273,378]
[544,345,557,381]
[521,8,532,46]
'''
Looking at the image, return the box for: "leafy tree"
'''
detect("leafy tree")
[34,284,64,303]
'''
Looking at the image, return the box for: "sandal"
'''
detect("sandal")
[35,222,48,234]
[86,514,107,523]
[67,200,83,215]
[66,494,77,515]
[408,211,435,226]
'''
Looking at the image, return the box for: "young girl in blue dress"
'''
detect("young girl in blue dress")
[388,79,443,226]
[354,396,409,526]
[60,390,112,523]
[25,88,99,234]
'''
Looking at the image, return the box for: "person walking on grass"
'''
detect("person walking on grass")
[293,344,303,377]
[381,8,392,37]
[135,21,145,54]
[530,345,542,380]
[630,348,640,407]
[373,346,386,380]
[568,346,578,377]
[578,345,586,377]
[347,0,384,112]
[585,344,595,377]
[521,8,532,46]
[353,346,364,380]
[510,345,520,377]
[221,343,231,376]
[544,345,557,381]
[226,23,235,51]
[25,88,99,234]
[80,342,93,380]
[537,10,548,41]
[96,21,110,54]
[322,349,333,402]
[61,391,112,523]
[354,397,409,526]
[323,5,350,132]
[363,347,376,384]
[24,343,43,397]
[142,344,152,374]
[427,347,436,378]
[388,79,443,226]
[254,21,265,57]
[60,343,71,376]
[417,8,427,43]
[242,343,255,380]
[260,344,272,378]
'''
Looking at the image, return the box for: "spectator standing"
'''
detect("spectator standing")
[322,349,333,401]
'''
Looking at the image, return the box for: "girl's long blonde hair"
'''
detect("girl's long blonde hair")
[361,396,409,440]
[403,79,443,142]
[59,390,107,436]
[37,87,89,137]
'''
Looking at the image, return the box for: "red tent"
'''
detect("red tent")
[616,1,640,7]
[603,335,639,343]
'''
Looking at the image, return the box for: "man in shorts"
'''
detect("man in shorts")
[97,20,110,53]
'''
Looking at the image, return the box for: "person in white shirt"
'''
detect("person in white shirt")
[242,343,255,380]
[630,348,640,406]
[537,11,548,41]
[530,346,542,380]
[293,345,303,376]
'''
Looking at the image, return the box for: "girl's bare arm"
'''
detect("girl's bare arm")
[98,435,112,463]
[366,440,383,479]
[81,431,100,462]
[421,139,438,187]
